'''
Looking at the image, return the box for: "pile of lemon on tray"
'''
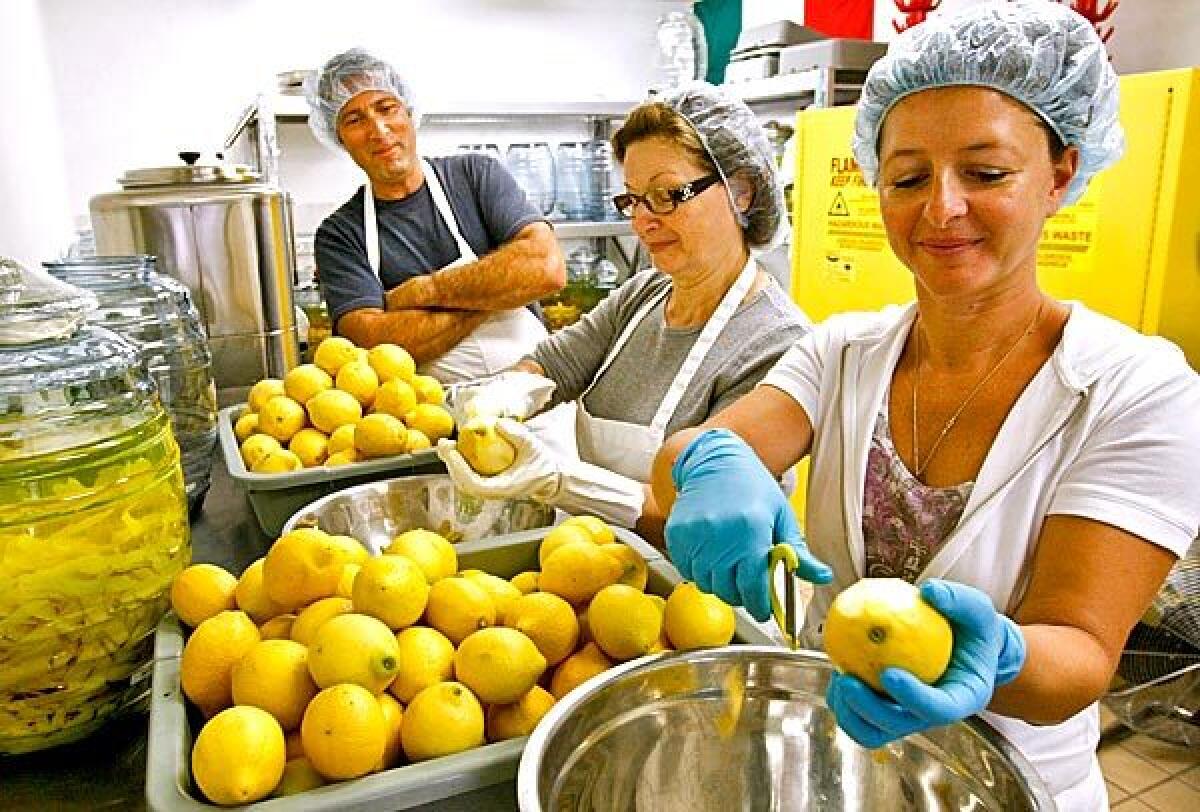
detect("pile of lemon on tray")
[169,516,739,806]
[234,337,455,473]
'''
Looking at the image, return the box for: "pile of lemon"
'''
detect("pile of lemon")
[168,516,738,805]
[235,336,455,473]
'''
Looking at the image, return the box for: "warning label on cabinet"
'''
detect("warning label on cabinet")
[821,155,888,282]
[1037,180,1102,276]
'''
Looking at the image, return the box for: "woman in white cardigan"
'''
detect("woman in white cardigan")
[650,2,1200,810]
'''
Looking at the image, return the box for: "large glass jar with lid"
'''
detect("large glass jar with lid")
[0,258,190,754]
[43,255,218,515]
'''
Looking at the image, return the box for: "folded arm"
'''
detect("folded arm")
[336,306,489,360]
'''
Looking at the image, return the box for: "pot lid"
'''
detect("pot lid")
[118,151,261,188]
[0,257,97,345]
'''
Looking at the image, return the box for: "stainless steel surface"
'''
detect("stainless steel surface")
[282,475,556,554]
[518,647,1055,811]
[89,163,299,389]
[778,39,888,76]
[118,164,261,187]
[725,52,781,83]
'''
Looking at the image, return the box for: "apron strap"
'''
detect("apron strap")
[364,182,380,274]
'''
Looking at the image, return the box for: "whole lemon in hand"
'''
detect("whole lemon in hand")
[823,578,953,693]
[456,416,517,475]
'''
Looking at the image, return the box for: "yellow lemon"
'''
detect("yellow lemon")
[272,757,326,797]
[589,584,662,661]
[259,613,295,640]
[336,563,361,598]
[456,416,517,475]
[252,447,304,474]
[454,627,547,704]
[262,527,350,611]
[385,528,457,583]
[549,642,613,700]
[283,363,333,404]
[231,639,318,732]
[325,448,360,467]
[235,558,285,624]
[234,411,260,443]
[367,343,416,383]
[312,336,360,377]
[351,554,430,630]
[301,683,387,781]
[502,591,579,667]
[308,613,401,693]
[461,570,522,618]
[406,428,432,452]
[288,427,330,468]
[376,693,406,770]
[663,582,736,651]
[240,434,281,471]
[510,570,539,594]
[170,563,238,629]
[180,610,261,718]
[424,576,496,645]
[400,682,484,762]
[562,515,616,546]
[403,403,454,442]
[336,360,380,407]
[258,395,308,443]
[539,540,623,606]
[373,378,418,420]
[247,378,286,413]
[354,412,409,458]
[192,705,285,806]
[326,533,369,566]
[646,595,672,653]
[823,578,953,693]
[485,685,556,742]
[538,523,597,567]
[389,626,456,703]
[600,542,648,591]
[327,422,357,455]
[290,596,354,647]
[306,388,363,434]
[410,374,445,405]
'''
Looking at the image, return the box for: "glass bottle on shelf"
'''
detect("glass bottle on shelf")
[555,142,590,222]
[653,8,708,92]
[506,143,556,217]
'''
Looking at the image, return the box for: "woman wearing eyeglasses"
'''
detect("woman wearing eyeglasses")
[436,82,810,541]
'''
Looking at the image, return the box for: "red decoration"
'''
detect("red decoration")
[893,0,942,34]
[1061,0,1119,44]
[805,0,876,40]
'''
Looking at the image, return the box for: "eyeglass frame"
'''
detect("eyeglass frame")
[612,174,723,218]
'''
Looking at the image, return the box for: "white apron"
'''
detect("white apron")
[363,158,548,384]
[575,255,759,483]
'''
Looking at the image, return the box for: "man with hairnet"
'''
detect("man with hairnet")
[306,48,564,382]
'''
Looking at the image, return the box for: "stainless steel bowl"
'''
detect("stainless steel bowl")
[518,647,1055,811]
[281,474,556,554]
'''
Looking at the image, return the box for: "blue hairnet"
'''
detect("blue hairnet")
[304,48,421,152]
[658,81,788,250]
[852,0,1123,205]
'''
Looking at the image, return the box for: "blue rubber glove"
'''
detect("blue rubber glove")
[665,429,833,621]
[826,578,1028,750]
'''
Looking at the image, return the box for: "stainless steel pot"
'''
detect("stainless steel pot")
[89,156,299,392]
[517,647,1056,811]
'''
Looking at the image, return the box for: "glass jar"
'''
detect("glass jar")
[43,256,218,515]
[0,259,190,754]
[506,143,557,217]
[654,9,708,92]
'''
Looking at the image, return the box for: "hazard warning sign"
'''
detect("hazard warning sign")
[821,154,888,281]
[1037,177,1102,277]
[828,191,850,217]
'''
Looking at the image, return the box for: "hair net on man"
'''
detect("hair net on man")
[304,48,421,152]
[659,81,788,250]
[852,0,1123,205]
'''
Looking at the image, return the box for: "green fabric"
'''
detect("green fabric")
[695,0,742,84]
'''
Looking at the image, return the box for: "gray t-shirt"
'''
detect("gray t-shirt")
[314,153,542,324]
[532,269,810,435]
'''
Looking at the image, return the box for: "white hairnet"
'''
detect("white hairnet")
[853,0,1123,205]
[304,48,421,152]
[659,81,788,250]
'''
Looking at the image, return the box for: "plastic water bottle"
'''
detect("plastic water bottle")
[586,140,621,222]
[555,142,590,221]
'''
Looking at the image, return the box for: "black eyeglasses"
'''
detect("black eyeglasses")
[612,174,722,217]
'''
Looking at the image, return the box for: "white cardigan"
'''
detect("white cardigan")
[764,302,1200,811]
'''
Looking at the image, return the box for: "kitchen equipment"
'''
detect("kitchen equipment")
[0,259,189,754]
[276,69,315,96]
[89,152,300,395]
[43,255,218,515]
[778,38,887,80]
[725,20,826,84]
[517,646,1055,811]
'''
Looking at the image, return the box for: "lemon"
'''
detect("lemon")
[290,596,354,646]
[823,578,953,693]
[308,612,401,693]
[284,363,334,404]
[327,422,358,455]
[234,412,260,443]
[562,515,615,546]
[171,563,238,629]
[263,527,351,611]
[325,448,360,467]
[400,682,484,762]
[647,595,672,653]
[301,683,387,781]
[410,374,446,405]
[259,613,296,640]
[511,570,539,594]
[539,540,623,605]
[373,378,419,420]
[600,542,648,591]
[247,378,286,413]
[336,563,361,598]
[664,582,737,651]
[404,403,455,442]
[389,626,456,703]
[235,558,285,624]
[313,336,360,377]
[231,639,318,731]
[286,427,329,468]
[252,447,304,473]
[192,706,285,805]
[376,692,406,770]
[352,554,430,630]
[406,428,432,451]
[367,343,416,383]
[589,584,662,661]
[354,412,409,458]
[240,434,281,471]
[180,610,261,718]
[307,388,363,434]
[424,576,497,645]
[461,570,522,618]
[486,686,556,742]
[258,395,308,443]
[549,642,613,700]
[272,757,326,797]
[455,627,547,704]
[456,416,517,475]
[538,523,596,567]
[503,591,580,667]
[336,360,380,407]
[326,533,370,566]
[385,528,457,583]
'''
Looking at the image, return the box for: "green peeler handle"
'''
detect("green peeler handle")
[768,544,800,649]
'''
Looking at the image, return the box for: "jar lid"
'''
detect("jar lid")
[0,257,97,345]
[119,164,262,188]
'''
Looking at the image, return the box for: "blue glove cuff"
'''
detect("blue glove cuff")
[671,428,740,489]
[994,615,1027,687]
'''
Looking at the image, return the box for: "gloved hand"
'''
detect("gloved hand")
[665,429,832,621]
[437,418,644,527]
[451,371,556,424]
[826,578,1028,750]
